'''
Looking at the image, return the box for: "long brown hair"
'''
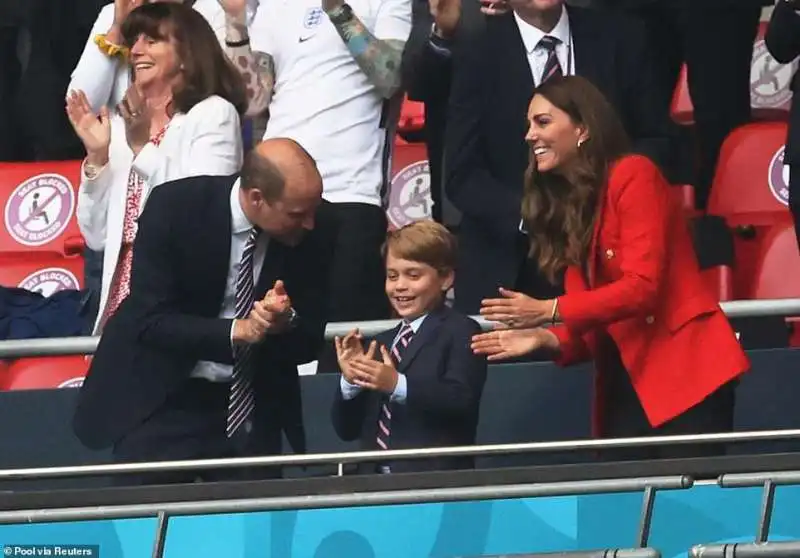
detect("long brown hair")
[122,2,248,115]
[521,76,630,283]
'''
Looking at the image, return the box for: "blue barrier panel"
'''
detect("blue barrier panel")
[2,484,800,558]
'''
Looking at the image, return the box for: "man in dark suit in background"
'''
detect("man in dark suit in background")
[401,0,504,226]
[73,139,333,485]
[443,0,674,313]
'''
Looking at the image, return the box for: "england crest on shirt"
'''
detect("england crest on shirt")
[304,7,324,29]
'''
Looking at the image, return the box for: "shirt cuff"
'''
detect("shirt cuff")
[389,373,407,403]
[340,376,363,400]
[428,24,453,57]
[230,320,236,350]
[131,141,162,183]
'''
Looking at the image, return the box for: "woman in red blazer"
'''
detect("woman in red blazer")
[471,76,750,460]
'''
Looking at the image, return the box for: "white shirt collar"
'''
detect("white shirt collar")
[403,314,427,334]
[230,177,254,234]
[514,5,571,55]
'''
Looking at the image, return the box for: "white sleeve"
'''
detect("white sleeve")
[66,4,123,113]
[76,158,113,252]
[374,0,412,43]
[249,2,276,55]
[132,97,243,187]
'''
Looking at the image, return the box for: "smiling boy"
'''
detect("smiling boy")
[331,220,488,473]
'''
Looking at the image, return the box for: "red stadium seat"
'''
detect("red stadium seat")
[707,122,791,299]
[0,161,85,257]
[387,140,431,230]
[750,221,800,300]
[707,121,790,223]
[1,356,88,391]
[700,266,734,302]
[670,22,797,126]
[397,96,425,134]
[0,255,84,293]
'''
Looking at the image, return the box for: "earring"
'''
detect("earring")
[577,138,585,148]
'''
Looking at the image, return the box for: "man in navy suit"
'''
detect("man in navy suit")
[73,139,334,484]
[331,221,487,473]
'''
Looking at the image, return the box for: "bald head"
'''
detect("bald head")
[241,138,321,202]
[239,139,323,245]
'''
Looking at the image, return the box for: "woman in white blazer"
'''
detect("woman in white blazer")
[66,2,247,334]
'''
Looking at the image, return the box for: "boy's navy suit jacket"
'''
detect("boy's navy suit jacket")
[331,305,488,474]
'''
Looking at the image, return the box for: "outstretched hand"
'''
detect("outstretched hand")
[471,326,559,361]
[480,287,555,328]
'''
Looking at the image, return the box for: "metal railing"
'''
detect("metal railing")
[689,469,800,558]
[1,429,800,482]
[480,552,661,558]
[0,297,799,359]
[0,474,686,558]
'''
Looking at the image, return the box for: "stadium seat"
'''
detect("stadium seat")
[1,356,88,391]
[706,122,791,298]
[670,22,797,126]
[0,255,84,294]
[750,221,800,300]
[387,140,431,230]
[746,221,800,346]
[708,121,789,222]
[397,96,425,134]
[0,161,85,257]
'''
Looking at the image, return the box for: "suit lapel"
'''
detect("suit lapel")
[397,307,447,374]
[491,14,535,95]
[204,180,235,306]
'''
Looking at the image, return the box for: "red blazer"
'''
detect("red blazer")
[550,155,749,432]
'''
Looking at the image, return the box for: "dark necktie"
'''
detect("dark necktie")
[227,226,260,438]
[539,35,563,84]
[376,322,414,450]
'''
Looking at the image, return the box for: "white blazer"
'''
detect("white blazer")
[67,1,260,112]
[77,95,243,334]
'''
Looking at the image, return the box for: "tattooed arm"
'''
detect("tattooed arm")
[328,7,407,99]
[223,13,276,117]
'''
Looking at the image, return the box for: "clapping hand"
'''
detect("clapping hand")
[113,0,144,27]
[480,287,555,329]
[66,90,111,163]
[334,329,366,383]
[217,0,247,19]
[118,85,151,154]
[348,342,399,394]
[471,327,559,361]
[250,279,293,334]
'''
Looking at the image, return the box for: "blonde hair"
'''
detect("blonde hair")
[382,220,457,273]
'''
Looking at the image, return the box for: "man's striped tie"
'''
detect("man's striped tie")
[539,35,563,84]
[376,321,414,450]
[227,226,260,438]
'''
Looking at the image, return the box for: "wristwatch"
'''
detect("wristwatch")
[327,3,354,25]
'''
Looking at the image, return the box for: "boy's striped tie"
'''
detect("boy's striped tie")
[376,321,414,450]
